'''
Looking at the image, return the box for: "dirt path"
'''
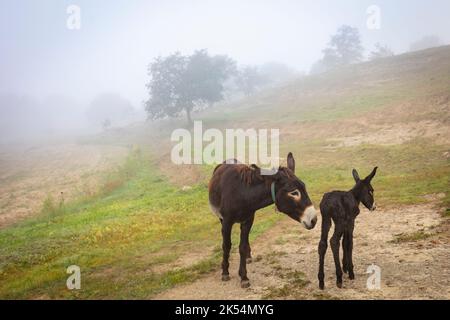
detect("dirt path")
[154,203,450,300]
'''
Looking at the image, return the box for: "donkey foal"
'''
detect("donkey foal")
[318,167,378,289]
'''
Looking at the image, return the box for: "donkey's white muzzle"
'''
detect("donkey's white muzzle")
[301,206,317,230]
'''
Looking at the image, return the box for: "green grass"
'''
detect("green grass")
[1,47,449,299]
[262,270,310,299]
[390,231,434,244]
[279,139,450,207]
[0,152,280,299]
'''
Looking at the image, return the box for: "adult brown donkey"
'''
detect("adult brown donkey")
[209,152,318,288]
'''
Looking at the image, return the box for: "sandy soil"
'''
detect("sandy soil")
[154,202,450,300]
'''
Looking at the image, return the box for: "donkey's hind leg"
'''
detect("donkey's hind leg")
[221,219,233,281]
[239,213,254,288]
[330,222,344,288]
[318,214,331,290]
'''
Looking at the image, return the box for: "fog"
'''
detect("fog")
[1,0,450,143]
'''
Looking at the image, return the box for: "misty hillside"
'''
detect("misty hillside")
[0,46,449,300]
[202,45,450,125]
[104,46,450,178]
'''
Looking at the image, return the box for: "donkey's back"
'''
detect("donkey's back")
[320,191,358,220]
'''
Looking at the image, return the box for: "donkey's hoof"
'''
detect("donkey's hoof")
[349,272,355,280]
[336,281,343,288]
[241,280,251,288]
[319,282,325,290]
[246,257,252,264]
[343,267,348,273]
[222,275,230,281]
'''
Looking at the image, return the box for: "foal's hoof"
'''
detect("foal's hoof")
[241,280,251,288]
[343,266,348,274]
[222,275,230,281]
[319,282,325,290]
[336,281,343,288]
[246,257,252,264]
[349,272,355,280]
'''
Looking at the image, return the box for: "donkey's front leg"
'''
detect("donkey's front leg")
[239,213,254,288]
[347,221,355,280]
[342,232,349,274]
[221,219,233,281]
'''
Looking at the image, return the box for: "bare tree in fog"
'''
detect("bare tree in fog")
[409,35,442,52]
[311,25,363,74]
[369,43,395,61]
[145,50,236,126]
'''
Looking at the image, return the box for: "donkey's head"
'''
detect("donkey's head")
[352,167,378,211]
[272,152,317,230]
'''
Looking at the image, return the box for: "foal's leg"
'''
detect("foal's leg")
[342,231,349,274]
[221,219,233,281]
[318,214,331,290]
[239,213,254,288]
[330,222,344,288]
[347,221,355,280]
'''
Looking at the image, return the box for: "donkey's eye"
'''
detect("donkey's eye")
[288,190,301,200]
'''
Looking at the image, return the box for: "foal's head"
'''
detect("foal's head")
[272,153,317,230]
[352,167,378,211]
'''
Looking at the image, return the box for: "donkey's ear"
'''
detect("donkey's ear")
[287,152,295,172]
[352,169,360,182]
[365,167,378,182]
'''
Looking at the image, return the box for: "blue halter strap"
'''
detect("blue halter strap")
[271,181,276,204]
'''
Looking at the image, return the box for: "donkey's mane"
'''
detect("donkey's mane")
[237,165,295,185]
[236,164,264,185]
[214,159,296,185]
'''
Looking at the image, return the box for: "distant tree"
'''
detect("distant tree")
[145,52,188,121]
[369,43,394,60]
[184,50,237,109]
[325,25,363,66]
[236,66,267,96]
[312,25,364,74]
[145,50,236,126]
[102,118,111,130]
[86,93,134,128]
[410,35,442,52]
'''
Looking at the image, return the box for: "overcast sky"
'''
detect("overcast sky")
[1,0,449,108]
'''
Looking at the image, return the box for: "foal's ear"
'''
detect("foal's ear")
[287,152,295,173]
[352,169,360,182]
[365,166,378,182]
